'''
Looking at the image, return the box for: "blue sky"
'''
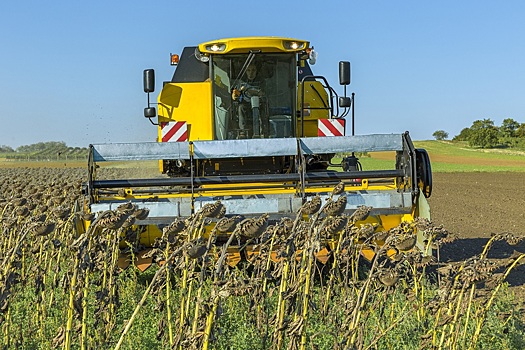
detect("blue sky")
[1,1,524,148]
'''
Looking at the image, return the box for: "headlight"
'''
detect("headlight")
[205,43,226,52]
[283,40,306,50]
[194,48,210,62]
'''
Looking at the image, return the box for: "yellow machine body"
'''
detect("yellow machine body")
[79,36,434,270]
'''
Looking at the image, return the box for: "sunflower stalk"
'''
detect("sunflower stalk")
[114,245,184,350]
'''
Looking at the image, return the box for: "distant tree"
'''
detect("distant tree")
[16,141,68,153]
[0,145,14,153]
[468,119,499,148]
[500,118,520,138]
[452,127,472,141]
[516,123,525,138]
[432,130,449,140]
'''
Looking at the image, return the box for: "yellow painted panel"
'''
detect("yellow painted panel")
[380,215,406,231]
[157,82,213,141]
[297,81,330,137]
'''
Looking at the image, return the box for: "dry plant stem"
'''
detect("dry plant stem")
[105,230,120,337]
[21,245,26,281]
[101,229,112,289]
[431,306,444,347]
[0,229,30,276]
[178,224,194,348]
[446,285,467,349]
[2,309,10,347]
[0,202,9,219]
[347,247,384,347]
[81,234,93,350]
[165,242,174,347]
[460,284,476,348]
[434,260,469,347]
[192,231,215,336]
[114,246,184,350]
[178,255,189,346]
[259,229,278,320]
[202,294,220,350]
[263,231,277,288]
[215,230,237,276]
[64,255,79,350]
[299,229,317,350]
[275,243,291,350]
[468,253,525,350]
[323,223,346,315]
[416,265,427,321]
[1,227,12,257]
[479,234,499,259]
[191,282,204,336]
[184,266,195,324]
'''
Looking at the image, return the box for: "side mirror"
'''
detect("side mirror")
[143,69,155,93]
[339,61,351,85]
[144,107,156,118]
[339,96,352,108]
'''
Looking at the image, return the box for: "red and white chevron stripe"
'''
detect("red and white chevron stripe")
[318,119,345,137]
[161,121,188,142]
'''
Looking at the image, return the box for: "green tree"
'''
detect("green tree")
[500,118,520,138]
[432,130,449,140]
[16,141,68,153]
[468,119,499,148]
[452,127,472,141]
[0,145,14,153]
[516,123,525,138]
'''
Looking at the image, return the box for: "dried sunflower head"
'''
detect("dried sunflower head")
[117,201,136,214]
[32,222,56,236]
[53,207,71,220]
[199,200,225,218]
[395,235,417,252]
[13,198,27,207]
[163,219,186,235]
[215,215,243,233]
[16,206,30,217]
[132,208,150,220]
[186,243,207,259]
[378,269,399,287]
[299,195,322,215]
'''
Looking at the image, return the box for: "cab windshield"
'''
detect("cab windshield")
[212,53,296,140]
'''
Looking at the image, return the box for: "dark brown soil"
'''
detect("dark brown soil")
[428,172,525,294]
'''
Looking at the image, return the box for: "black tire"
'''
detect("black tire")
[415,149,432,198]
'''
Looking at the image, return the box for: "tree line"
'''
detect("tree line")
[0,141,88,160]
[433,118,525,148]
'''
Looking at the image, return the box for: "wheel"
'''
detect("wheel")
[415,149,432,198]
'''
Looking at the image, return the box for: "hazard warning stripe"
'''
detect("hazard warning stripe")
[161,122,188,142]
[318,119,345,137]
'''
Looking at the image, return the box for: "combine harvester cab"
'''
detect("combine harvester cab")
[78,37,433,269]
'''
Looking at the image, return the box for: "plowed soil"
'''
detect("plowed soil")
[429,172,525,294]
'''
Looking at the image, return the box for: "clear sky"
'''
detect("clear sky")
[1,1,524,148]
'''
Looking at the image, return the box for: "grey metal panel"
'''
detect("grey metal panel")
[90,190,410,226]
[192,138,298,159]
[90,201,181,218]
[91,134,403,162]
[299,134,403,154]
[320,191,411,210]
[92,142,190,162]
[194,195,303,215]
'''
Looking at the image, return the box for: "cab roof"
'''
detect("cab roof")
[198,36,311,54]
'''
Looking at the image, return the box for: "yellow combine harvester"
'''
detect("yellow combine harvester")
[78,36,432,269]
